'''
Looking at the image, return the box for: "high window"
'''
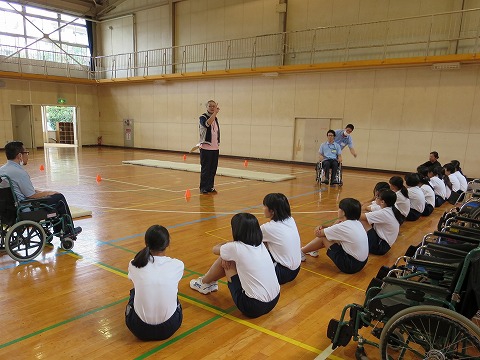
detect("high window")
[0,1,90,65]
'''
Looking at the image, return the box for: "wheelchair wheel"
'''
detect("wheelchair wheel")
[379,305,480,360]
[61,238,74,251]
[5,220,46,262]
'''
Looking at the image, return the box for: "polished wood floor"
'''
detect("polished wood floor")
[0,146,447,359]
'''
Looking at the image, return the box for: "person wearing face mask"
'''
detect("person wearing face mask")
[0,141,81,239]
[334,124,357,158]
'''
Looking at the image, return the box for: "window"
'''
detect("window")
[0,0,90,65]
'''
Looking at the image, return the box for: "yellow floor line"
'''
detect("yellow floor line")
[301,267,365,292]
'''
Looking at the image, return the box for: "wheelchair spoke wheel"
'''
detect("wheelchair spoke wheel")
[380,305,480,360]
[5,220,46,262]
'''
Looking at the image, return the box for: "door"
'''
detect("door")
[11,105,34,148]
[293,118,331,163]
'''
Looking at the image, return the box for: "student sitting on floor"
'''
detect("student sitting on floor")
[361,181,390,212]
[405,173,425,221]
[126,225,184,341]
[388,176,410,224]
[260,193,302,285]
[451,160,468,193]
[190,213,280,318]
[360,189,402,255]
[417,166,435,216]
[301,198,368,274]
[427,166,447,207]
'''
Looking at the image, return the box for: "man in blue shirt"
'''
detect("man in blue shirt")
[319,130,342,185]
[334,124,357,158]
[0,141,81,239]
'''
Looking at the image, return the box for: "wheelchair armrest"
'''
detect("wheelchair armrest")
[451,216,480,225]
[433,230,480,244]
[407,258,459,272]
[447,225,480,236]
[382,276,451,297]
[424,243,470,257]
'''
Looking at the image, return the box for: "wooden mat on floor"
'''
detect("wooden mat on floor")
[122,159,296,182]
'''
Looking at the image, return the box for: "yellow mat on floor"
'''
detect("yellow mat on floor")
[122,159,296,182]
[70,206,92,219]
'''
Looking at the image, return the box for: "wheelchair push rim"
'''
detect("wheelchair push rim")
[379,305,480,360]
[5,220,46,262]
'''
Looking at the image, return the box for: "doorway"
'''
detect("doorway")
[293,118,331,163]
[41,105,77,145]
[11,105,34,148]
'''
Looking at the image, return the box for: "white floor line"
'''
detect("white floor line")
[314,343,336,360]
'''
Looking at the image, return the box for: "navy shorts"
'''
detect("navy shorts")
[367,228,391,255]
[268,250,300,285]
[125,288,182,341]
[227,274,280,318]
[326,243,367,274]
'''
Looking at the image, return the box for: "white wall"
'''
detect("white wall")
[97,64,480,177]
[0,79,100,147]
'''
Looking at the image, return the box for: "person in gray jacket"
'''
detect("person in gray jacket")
[198,100,220,194]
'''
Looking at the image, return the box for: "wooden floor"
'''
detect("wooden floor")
[0,146,447,359]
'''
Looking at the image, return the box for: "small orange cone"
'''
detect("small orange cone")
[244,160,248,167]
[183,154,187,161]
[96,174,102,182]
[39,164,45,171]
[185,189,191,198]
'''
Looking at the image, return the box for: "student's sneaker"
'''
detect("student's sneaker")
[190,277,217,294]
[208,188,217,193]
[307,250,319,257]
[301,251,306,262]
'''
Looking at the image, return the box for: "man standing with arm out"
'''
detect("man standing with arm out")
[334,124,357,158]
[198,100,220,194]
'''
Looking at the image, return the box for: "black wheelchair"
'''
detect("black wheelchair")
[315,160,343,186]
[0,175,78,262]
[327,225,480,359]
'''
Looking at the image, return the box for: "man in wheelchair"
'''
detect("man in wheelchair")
[318,130,342,185]
[0,141,81,240]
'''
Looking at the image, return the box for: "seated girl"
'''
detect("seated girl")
[261,193,301,285]
[404,173,426,221]
[301,198,368,274]
[389,176,410,224]
[451,160,468,192]
[190,213,280,318]
[427,166,447,207]
[126,225,184,341]
[360,189,402,255]
[361,181,390,212]
[416,166,435,216]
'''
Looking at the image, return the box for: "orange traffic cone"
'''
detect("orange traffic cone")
[96,174,102,182]
[185,189,191,198]
[39,164,45,171]
[244,160,248,167]
[183,154,187,161]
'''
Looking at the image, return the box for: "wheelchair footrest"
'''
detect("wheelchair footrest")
[327,319,352,348]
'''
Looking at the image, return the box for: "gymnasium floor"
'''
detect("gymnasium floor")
[0,146,445,359]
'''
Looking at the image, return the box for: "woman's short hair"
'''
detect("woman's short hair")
[263,193,291,222]
[405,173,420,187]
[339,198,361,220]
[231,213,263,246]
[379,189,397,207]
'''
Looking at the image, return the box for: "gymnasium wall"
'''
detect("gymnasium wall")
[0,79,99,147]
[96,64,480,177]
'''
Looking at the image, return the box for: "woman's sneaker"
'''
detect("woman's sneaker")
[190,277,217,294]
[307,251,319,257]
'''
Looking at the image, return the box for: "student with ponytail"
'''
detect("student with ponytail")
[416,166,435,216]
[361,189,402,255]
[427,166,447,207]
[404,173,425,221]
[126,225,184,341]
[388,176,410,224]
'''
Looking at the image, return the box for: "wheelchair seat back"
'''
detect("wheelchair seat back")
[0,181,16,226]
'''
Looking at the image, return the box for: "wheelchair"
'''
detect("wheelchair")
[327,226,480,360]
[0,175,78,262]
[315,160,342,186]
